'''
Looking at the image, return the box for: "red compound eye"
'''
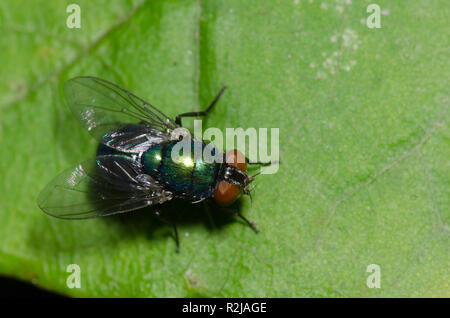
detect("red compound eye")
[214,149,246,206]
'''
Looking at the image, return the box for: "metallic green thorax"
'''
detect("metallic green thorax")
[142,140,221,199]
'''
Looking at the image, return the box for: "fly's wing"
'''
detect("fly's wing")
[100,123,170,154]
[64,76,179,141]
[37,155,172,219]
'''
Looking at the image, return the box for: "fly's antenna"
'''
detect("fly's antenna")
[246,159,280,166]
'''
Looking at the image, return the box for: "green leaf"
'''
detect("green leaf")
[0,0,448,297]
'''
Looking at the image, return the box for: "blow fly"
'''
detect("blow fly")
[38,76,264,251]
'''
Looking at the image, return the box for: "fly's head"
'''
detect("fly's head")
[214,149,255,206]
[223,164,254,194]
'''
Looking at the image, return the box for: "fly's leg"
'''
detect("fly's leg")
[245,156,280,166]
[236,210,259,233]
[155,210,180,253]
[221,206,259,233]
[172,222,180,253]
[202,201,217,231]
[245,157,280,180]
[175,86,227,126]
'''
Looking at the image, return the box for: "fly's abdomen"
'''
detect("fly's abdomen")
[142,140,220,200]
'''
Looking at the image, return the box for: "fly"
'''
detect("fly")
[38,76,266,252]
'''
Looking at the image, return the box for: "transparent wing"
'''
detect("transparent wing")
[100,123,170,154]
[37,155,172,219]
[64,76,178,140]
